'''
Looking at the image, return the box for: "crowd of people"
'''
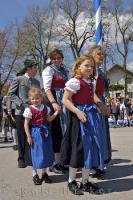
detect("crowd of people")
[0,45,131,195]
[108,96,133,128]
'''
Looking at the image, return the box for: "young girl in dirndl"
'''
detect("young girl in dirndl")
[23,87,59,185]
[60,55,106,195]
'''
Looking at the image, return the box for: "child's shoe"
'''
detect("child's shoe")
[68,180,84,195]
[33,174,42,185]
[41,173,52,183]
[80,181,104,194]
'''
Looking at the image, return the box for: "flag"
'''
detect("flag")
[94,0,102,45]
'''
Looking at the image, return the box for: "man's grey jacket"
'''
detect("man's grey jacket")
[8,75,40,115]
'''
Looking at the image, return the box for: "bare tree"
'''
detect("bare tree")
[55,0,95,60]
[114,9,133,95]
[0,25,22,95]
[19,4,56,74]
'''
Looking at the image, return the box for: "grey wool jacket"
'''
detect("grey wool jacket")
[7,75,40,115]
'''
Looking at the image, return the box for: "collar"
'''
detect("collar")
[31,104,44,111]
[82,78,92,84]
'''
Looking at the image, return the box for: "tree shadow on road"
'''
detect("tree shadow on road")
[111,149,118,152]
[109,158,132,165]
[103,164,133,180]
[98,178,133,193]
[50,172,82,183]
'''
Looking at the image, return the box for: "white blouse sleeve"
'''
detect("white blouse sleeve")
[23,108,32,119]
[42,66,54,92]
[65,78,80,93]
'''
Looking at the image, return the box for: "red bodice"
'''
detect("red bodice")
[51,75,66,89]
[72,79,94,104]
[30,106,48,125]
[95,76,105,96]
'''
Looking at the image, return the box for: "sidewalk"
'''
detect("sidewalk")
[0,127,133,200]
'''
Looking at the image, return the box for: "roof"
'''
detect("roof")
[107,65,133,76]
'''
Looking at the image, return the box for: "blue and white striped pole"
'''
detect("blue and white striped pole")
[94,0,102,45]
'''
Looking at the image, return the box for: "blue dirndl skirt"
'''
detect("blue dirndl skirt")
[60,104,104,170]
[30,125,54,169]
[77,104,104,169]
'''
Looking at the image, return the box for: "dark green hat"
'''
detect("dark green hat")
[24,59,38,69]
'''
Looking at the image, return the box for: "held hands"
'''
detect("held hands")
[53,110,59,116]
[76,109,87,123]
[52,102,61,113]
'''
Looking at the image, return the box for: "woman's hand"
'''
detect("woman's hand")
[27,136,33,145]
[52,102,61,112]
[76,110,87,123]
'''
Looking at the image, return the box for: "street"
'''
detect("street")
[0,127,133,200]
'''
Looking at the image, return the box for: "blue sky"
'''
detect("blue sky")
[0,0,133,28]
[0,0,50,28]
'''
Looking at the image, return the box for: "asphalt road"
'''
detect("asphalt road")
[0,127,133,200]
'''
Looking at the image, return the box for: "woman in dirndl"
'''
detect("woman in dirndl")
[42,49,69,174]
[88,45,112,177]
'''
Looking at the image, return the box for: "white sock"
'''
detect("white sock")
[68,167,77,183]
[32,168,37,177]
[12,129,18,145]
[42,168,47,175]
[54,153,60,165]
[82,168,90,184]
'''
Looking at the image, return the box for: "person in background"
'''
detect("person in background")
[88,45,112,177]
[6,96,18,150]
[8,59,40,168]
[60,55,108,195]
[110,98,120,126]
[0,96,3,128]
[1,96,10,142]
[23,87,59,185]
[42,49,69,174]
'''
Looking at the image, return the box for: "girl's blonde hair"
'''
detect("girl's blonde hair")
[72,55,96,79]
[28,87,43,99]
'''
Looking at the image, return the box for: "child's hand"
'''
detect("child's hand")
[76,110,87,123]
[27,136,33,145]
[54,110,59,116]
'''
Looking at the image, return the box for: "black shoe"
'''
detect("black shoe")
[90,169,105,178]
[49,164,64,174]
[33,174,42,185]
[68,180,84,195]
[41,173,52,183]
[18,161,26,168]
[12,145,18,151]
[81,181,104,195]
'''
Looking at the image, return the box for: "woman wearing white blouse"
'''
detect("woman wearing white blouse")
[42,49,68,174]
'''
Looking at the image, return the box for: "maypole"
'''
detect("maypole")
[94,0,102,45]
